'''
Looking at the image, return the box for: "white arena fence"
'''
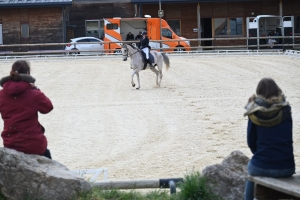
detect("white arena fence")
[284,49,300,58]
[0,36,299,60]
[70,168,182,194]
[71,168,183,194]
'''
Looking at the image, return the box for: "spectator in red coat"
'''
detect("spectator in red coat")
[0,60,53,159]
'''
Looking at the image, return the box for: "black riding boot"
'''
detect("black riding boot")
[142,62,147,70]
[147,59,154,68]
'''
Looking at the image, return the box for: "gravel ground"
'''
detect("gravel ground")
[0,54,299,181]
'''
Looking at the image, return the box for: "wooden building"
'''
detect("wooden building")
[0,0,72,51]
[133,0,300,47]
[69,0,300,48]
[1,0,299,49]
[68,0,133,41]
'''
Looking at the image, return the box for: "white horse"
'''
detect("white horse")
[121,44,170,89]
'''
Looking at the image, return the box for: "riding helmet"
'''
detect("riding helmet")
[142,31,147,35]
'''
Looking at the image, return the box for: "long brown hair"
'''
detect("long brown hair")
[10,60,31,81]
[256,78,282,99]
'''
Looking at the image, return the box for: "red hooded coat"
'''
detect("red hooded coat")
[0,80,53,155]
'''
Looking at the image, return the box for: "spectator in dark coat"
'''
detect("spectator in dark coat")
[135,31,142,40]
[126,32,134,41]
[135,31,143,48]
[0,60,53,159]
[243,77,295,200]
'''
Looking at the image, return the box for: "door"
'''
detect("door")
[246,17,258,49]
[75,39,91,52]
[202,18,212,48]
[283,16,294,49]
[89,38,103,53]
[103,18,122,53]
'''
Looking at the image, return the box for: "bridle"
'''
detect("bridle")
[122,44,140,58]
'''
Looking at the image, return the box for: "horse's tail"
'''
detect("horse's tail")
[161,53,170,71]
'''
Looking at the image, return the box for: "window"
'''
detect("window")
[162,28,172,39]
[86,21,99,37]
[86,20,104,39]
[213,18,242,36]
[167,20,180,36]
[77,39,90,43]
[21,24,29,38]
[107,23,118,30]
[89,38,101,42]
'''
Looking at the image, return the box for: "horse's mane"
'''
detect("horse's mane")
[127,43,137,50]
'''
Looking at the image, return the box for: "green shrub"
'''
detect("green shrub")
[144,189,176,200]
[0,191,7,200]
[176,171,222,200]
[0,171,222,200]
[76,188,174,200]
[76,171,222,200]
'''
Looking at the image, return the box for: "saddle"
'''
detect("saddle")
[140,51,154,64]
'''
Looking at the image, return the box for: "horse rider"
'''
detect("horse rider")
[140,31,154,70]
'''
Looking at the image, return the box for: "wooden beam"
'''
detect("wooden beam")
[249,175,300,198]
[255,184,300,200]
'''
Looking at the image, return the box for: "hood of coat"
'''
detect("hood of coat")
[0,74,36,87]
[3,81,31,95]
[244,94,291,127]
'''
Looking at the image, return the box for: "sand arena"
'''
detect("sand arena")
[0,54,299,180]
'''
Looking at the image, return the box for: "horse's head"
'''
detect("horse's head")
[121,44,128,61]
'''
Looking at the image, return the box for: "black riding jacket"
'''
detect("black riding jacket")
[140,36,150,49]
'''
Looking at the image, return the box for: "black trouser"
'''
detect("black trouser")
[42,149,52,159]
[40,125,51,159]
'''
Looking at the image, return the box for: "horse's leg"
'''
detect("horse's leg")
[136,72,141,89]
[157,60,163,87]
[131,70,136,87]
[150,67,159,86]
[158,67,163,87]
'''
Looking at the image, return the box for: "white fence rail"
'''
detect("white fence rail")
[0,37,300,60]
[0,36,299,56]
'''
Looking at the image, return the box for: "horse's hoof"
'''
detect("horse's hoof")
[136,88,140,90]
[132,84,135,87]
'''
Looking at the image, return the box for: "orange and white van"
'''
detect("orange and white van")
[103,17,191,53]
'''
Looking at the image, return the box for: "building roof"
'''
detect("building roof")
[0,0,72,8]
[131,0,264,3]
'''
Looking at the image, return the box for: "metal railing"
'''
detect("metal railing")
[0,36,299,58]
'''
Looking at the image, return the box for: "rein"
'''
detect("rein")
[124,44,140,57]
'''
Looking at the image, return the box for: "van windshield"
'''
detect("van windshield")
[162,28,173,39]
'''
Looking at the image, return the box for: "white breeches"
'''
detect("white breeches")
[142,48,150,59]
[268,39,277,48]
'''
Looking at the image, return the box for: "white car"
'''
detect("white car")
[65,37,104,54]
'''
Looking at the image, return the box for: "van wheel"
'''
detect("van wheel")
[174,46,185,52]
[114,49,122,54]
[70,48,80,55]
